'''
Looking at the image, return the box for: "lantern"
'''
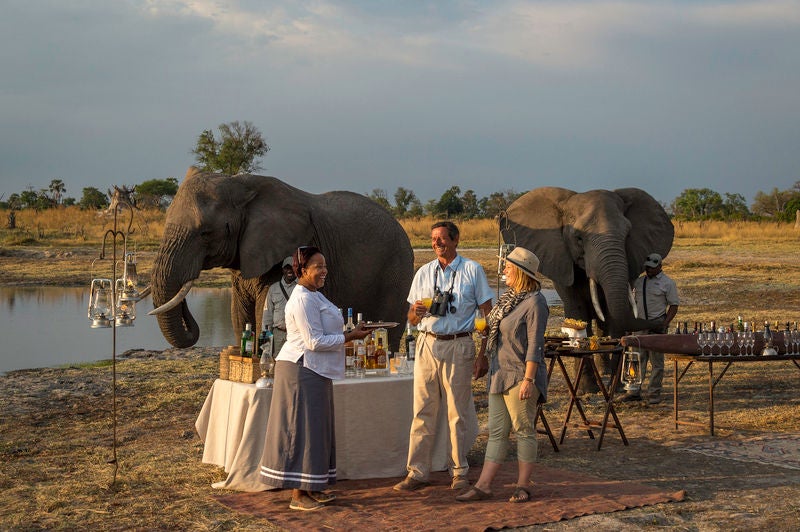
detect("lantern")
[114,278,136,326]
[620,349,644,394]
[88,279,113,328]
[118,251,141,302]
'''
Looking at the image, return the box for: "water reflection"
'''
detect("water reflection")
[0,286,561,374]
[0,287,235,374]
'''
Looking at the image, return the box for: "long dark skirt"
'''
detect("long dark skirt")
[259,359,336,491]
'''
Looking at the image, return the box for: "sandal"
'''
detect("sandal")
[455,486,493,502]
[309,491,336,504]
[289,495,325,511]
[509,486,531,503]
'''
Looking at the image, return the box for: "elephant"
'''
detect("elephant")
[149,167,414,351]
[500,187,674,338]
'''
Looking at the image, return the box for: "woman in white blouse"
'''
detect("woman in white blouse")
[259,246,370,511]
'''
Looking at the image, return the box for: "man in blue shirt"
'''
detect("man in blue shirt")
[394,221,493,492]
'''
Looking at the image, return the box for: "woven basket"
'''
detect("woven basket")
[219,345,237,380]
[241,357,259,384]
[228,355,243,382]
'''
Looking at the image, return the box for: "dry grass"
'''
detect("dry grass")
[1,215,800,529]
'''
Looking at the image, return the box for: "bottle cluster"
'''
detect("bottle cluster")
[342,308,417,378]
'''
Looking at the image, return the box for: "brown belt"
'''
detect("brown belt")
[424,331,471,341]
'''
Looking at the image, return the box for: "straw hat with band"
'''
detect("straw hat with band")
[499,247,540,280]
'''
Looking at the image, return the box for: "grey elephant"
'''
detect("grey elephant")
[501,187,673,338]
[149,167,414,351]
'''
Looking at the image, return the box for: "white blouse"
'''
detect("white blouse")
[276,284,346,380]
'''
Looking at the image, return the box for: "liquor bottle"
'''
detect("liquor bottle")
[682,321,688,335]
[241,323,254,357]
[737,315,744,332]
[405,322,417,361]
[692,322,698,335]
[344,308,355,377]
[673,322,681,334]
[259,328,273,359]
[374,336,387,372]
[354,336,367,378]
[365,334,377,370]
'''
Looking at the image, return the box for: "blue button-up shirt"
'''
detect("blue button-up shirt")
[407,254,493,335]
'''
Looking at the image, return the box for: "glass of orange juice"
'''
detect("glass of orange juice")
[474,309,487,333]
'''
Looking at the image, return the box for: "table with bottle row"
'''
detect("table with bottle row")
[194,375,478,491]
[621,333,800,436]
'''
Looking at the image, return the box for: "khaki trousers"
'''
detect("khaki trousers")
[485,382,540,463]
[406,333,477,480]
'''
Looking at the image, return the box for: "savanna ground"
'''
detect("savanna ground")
[1,213,799,530]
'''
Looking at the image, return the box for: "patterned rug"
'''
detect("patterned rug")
[214,464,685,531]
[679,433,800,470]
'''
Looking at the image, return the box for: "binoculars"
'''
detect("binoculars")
[429,289,455,317]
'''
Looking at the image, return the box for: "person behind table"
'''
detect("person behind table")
[622,252,679,405]
[261,256,297,354]
[259,246,370,511]
[394,221,493,492]
[456,247,549,503]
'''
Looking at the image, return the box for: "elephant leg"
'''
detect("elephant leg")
[230,272,270,339]
[556,281,600,394]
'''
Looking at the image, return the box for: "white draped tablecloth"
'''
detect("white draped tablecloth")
[195,376,479,491]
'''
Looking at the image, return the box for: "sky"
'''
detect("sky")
[2,0,799,208]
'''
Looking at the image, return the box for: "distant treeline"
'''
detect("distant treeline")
[2,178,799,223]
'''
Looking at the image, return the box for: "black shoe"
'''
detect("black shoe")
[618,393,642,402]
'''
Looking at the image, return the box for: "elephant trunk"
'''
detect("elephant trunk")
[151,225,201,348]
[586,235,642,337]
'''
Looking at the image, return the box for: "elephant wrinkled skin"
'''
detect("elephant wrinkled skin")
[150,167,414,351]
[501,187,674,338]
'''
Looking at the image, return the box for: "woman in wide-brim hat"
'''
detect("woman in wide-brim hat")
[455,246,549,504]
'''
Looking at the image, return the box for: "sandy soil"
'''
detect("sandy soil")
[1,244,799,530]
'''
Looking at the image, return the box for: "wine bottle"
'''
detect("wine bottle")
[682,321,688,335]
[405,322,417,361]
[241,323,254,357]
[737,315,744,332]
[344,308,355,377]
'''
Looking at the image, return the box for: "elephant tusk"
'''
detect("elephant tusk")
[148,280,194,316]
[629,285,638,319]
[589,278,606,323]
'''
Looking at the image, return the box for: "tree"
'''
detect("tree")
[48,179,66,206]
[751,188,792,218]
[367,188,392,212]
[434,186,464,218]
[671,188,723,220]
[393,187,418,218]
[461,190,480,219]
[79,187,110,210]
[719,193,750,220]
[136,177,179,209]
[191,121,269,175]
[482,189,523,218]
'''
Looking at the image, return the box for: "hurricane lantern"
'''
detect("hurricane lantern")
[620,349,644,393]
[114,278,136,326]
[118,251,141,302]
[88,278,113,328]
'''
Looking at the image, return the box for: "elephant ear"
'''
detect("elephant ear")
[615,188,675,280]
[503,187,577,286]
[236,174,316,279]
